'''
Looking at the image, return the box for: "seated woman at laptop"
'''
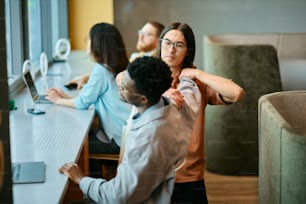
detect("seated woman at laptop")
[45,23,132,175]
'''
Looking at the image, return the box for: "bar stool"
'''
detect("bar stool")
[88,107,135,180]
[87,115,119,179]
[88,153,119,180]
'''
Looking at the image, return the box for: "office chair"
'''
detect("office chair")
[88,115,120,180]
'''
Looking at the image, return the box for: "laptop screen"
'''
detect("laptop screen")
[23,69,39,101]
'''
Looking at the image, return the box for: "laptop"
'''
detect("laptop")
[12,161,46,184]
[23,69,52,103]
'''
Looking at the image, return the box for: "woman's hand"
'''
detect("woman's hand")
[179,68,199,80]
[116,71,125,86]
[45,88,69,103]
[180,68,244,103]
[163,88,184,109]
[66,74,89,90]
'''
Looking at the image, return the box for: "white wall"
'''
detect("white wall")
[114,0,306,69]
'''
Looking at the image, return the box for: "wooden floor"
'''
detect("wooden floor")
[205,169,258,204]
[98,164,259,204]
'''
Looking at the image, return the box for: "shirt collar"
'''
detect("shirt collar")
[133,97,164,120]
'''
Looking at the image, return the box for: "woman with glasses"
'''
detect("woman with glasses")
[157,22,244,204]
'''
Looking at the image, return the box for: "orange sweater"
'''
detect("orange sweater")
[175,81,223,183]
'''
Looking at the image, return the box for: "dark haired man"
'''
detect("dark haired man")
[59,56,201,203]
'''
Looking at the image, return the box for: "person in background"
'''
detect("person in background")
[46,22,132,159]
[59,56,201,203]
[156,22,245,204]
[66,21,164,90]
[129,21,164,62]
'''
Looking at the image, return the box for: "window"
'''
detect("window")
[5,0,68,95]
[5,0,23,83]
[27,0,42,72]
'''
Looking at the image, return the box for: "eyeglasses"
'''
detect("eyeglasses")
[160,38,186,50]
[138,30,155,37]
[119,80,142,97]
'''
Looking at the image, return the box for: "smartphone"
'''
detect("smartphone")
[64,83,78,90]
[27,108,46,115]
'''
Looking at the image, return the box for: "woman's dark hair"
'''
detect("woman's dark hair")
[127,56,172,104]
[156,22,196,68]
[89,22,129,75]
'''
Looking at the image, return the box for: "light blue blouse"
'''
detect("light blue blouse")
[73,63,132,145]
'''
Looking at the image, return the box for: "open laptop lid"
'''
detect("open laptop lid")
[22,60,51,103]
[22,64,40,102]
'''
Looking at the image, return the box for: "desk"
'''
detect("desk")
[10,51,95,203]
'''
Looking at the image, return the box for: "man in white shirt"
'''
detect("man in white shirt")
[59,56,201,203]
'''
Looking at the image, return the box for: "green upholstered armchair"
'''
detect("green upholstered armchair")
[258,91,306,204]
[204,35,282,175]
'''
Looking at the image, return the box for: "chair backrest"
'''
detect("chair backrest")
[207,33,306,59]
[258,91,306,204]
[265,91,306,135]
[204,34,282,175]
[118,106,137,164]
[88,153,119,161]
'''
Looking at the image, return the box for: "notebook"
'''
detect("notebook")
[23,69,52,103]
[12,161,46,184]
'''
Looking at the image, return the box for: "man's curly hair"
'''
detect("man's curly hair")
[127,56,172,104]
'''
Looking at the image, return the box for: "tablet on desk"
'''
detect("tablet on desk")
[12,161,46,184]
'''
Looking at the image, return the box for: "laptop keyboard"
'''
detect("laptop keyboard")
[37,95,51,103]
[38,95,47,101]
